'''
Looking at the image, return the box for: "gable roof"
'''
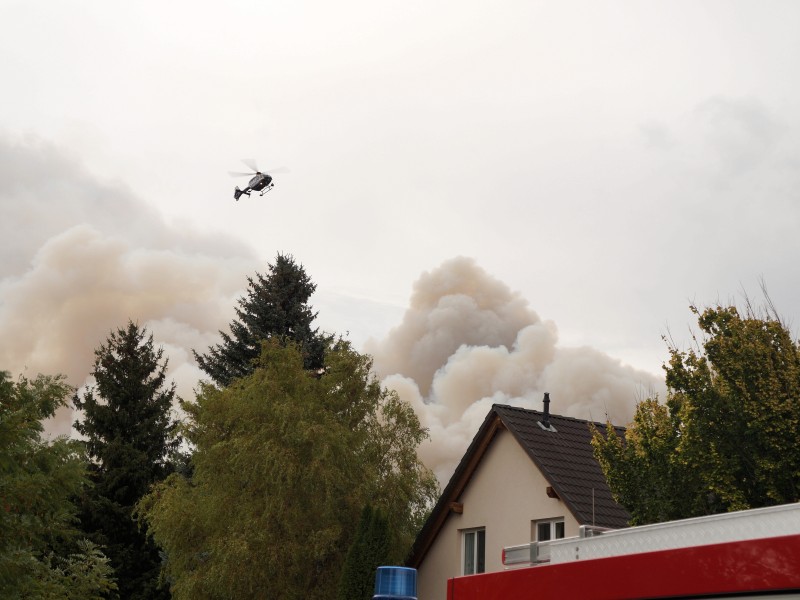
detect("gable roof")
[407,403,630,568]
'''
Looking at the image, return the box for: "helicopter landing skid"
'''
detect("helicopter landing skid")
[259,183,275,196]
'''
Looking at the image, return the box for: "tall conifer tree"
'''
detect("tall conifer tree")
[74,321,179,600]
[194,253,329,386]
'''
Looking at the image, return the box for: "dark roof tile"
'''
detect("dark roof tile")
[494,404,630,529]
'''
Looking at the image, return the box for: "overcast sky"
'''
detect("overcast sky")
[3,1,799,478]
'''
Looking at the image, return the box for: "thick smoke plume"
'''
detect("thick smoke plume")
[2,136,665,482]
[0,135,258,435]
[366,257,664,484]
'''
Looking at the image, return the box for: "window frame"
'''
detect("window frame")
[533,518,565,542]
[461,527,486,575]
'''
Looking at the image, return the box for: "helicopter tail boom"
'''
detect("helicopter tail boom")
[234,186,249,201]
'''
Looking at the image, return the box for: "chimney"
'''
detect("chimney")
[542,392,551,428]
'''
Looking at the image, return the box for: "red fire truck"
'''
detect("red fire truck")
[446,503,800,599]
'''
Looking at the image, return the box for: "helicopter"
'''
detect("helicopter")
[229,159,288,200]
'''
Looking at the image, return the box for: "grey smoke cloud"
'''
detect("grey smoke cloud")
[367,257,664,484]
[368,257,537,397]
[0,134,689,482]
[0,135,259,435]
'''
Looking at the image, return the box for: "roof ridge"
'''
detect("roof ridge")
[491,402,625,430]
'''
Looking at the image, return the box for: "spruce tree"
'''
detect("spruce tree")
[194,253,329,386]
[74,321,179,600]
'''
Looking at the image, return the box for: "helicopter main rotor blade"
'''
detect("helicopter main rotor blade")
[228,171,256,177]
[241,158,259,172]
[264,167,290,174]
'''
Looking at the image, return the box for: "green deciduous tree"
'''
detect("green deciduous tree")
[591,398,694,525]
[74,322,180,599]
[139,340,438,600]
[0,371,117,599]
[194,254,330,387]
[593,302,800,525]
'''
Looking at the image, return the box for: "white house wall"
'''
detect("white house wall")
[416,428,580,600]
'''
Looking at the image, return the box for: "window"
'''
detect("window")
[534,518,565,542]
[462,528,485,575]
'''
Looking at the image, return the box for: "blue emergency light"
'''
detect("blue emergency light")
[372,566,417,600]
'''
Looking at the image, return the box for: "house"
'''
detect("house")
[407,395,630,600]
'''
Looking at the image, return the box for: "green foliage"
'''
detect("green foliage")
[593,303,800,524]
[74,321,180,599]
[139,341,438,600]
[194,254,331,387]
[337,505,391,600]
[591,399,695,525]
[0,371,117,598]
[36,539,118,600]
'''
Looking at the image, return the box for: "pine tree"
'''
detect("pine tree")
[74,321,180,599]
[194,253,329,387]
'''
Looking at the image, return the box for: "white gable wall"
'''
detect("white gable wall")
[417,428,580,600]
